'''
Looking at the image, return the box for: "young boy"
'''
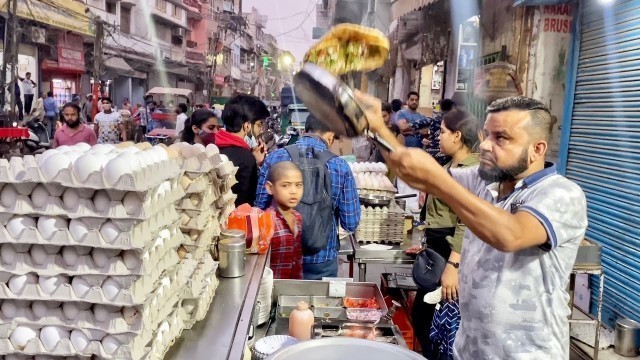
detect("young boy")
[265,161,304,279]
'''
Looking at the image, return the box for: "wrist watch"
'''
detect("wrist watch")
[447,260,460,269]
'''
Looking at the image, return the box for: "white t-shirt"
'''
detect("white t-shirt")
[176,113,188,136]
[22,79,35,95]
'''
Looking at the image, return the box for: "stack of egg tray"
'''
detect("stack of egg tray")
[356,203,405,244]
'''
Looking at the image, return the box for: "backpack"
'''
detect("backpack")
[285,145,336,256]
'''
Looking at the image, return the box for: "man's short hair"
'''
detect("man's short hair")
[178,103,188,114]
[381,102,392,114]
[222,94,270,133]
[47,91,53,97]
[304,114,332,134]
[101,97,113,104]
[25,72,31,77]
[407,91,419,99]
[62,102,81,114]
[487,96,553,142]
[268,161,302,184]
[391,99,403,112]
[439,99,456,112]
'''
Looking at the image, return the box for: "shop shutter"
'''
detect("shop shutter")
[563,0,640,326]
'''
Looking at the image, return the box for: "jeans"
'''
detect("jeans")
[44,116,56,139]
[302,258,338,280]
[24,94,34,114]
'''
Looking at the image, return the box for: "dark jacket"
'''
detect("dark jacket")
[216,130,257,207]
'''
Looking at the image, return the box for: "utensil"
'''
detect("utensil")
[266,337,424,360]
[293,63,395,152]
[359,194,417,207]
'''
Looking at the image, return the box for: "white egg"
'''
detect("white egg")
[101,278,121,300]
[37,149,59,165]
[92,304,112,322]
[1,299,18,318]
[152,146,170,161]
[29,245,48,265]
[91,249,110,268]
[92,190,111,213]
[122,192,142,215]
[61,246,80,266]
[68,219,89,242]
[40,325,70,351]
[183,299,197,314]
[62,302,80,319]
[38,275,70,295]
[0,271,11,284]
[31,301,49,318]
[89,143,114,154]
[0,243,18,265]
[9,325,39,350]
[72,153,101,182]
[61,188,80,209]
[64,151,83,163]
[103,157,133,186]
[121,250,141,270]
[122,307,141,325]
[71,276,92,298]
[102,335,120,355]
[43,245,61,254]
[6,215,37,238]
[0,184,18,207]
[70,329,90,352]
[29,184,50,208]
[205,143,220,156]
[76,246,92,255]
[74,142,91,152]
[99,221,120,244]
[180,213,190,226]
[8,273,37,294]
[55,145,72,153]
[37,216,68,240]
[40,153,72,181]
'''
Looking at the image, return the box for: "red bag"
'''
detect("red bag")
[227,204,275,254]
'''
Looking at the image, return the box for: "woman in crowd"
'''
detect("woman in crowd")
[180,108,221,145]
[408,109,479,358]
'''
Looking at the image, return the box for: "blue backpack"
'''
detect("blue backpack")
[285,145,336,256]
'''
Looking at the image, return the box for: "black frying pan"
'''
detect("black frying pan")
[293,63,395,152]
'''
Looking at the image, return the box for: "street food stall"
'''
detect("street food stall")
[144,87,195,143]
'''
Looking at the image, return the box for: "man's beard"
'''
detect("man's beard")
[409,104,418,111]
[478,147,529,183]
[66,120,81,129]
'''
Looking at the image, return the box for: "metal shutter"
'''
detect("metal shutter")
[562,0,640,327]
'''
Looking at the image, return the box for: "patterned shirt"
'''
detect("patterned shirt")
[268,206,303,280]
[450,163,588,359]
[255,135,361,264]
[412,112,451,166]
[95,111,123,144]
[430,300,461,359]
[396,109,426,124]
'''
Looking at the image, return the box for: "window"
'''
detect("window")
[106,1,117,15]
[120,6,131,34]
[155,23,172,43]
[172,5,182,19]
[155,0,166,11]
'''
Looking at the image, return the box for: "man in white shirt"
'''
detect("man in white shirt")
[19,73,36,114]
[175,103,189,136]
[94,97,126,144]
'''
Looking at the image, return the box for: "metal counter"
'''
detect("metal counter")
[165,253,268,360]
[354,231,422,281]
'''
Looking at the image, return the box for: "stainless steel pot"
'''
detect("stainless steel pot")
[615,318,640,357]
[266,338,424,360]
[218,230,246,278]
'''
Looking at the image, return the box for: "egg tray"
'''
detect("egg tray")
[182,275,219,329]
[180,152,220,173]
[181,226,220,261]
[174,187,219,212]
[214,190,237,209]
[0,208,182,251]
[179,208,220,232]
[183,254,218,299]
[0,227,183,277]
[0,155,182,192]
[357,188,397,198]
[180,172,212,194]
[0,307,187,360]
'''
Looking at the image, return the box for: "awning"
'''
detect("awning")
[105,57,134,73]
[391,0,437,20]
[147,87,193,98]
[40,59,84,74]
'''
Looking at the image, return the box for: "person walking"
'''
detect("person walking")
[94,97,126,144]
[43,91,58,137]
[53,103,97,148]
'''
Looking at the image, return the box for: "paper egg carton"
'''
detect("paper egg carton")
[0,208,181,250]
[214,190,236,209]
[182,274,219,329]
[358,188,396,198]
[180,151,218,173]
[0,227,183,277]
[142,308,187,360]
[349,162,388,174]
[183,254,218,299]
[174,187,218,212]
[179,208,219,231]
[180,172,212,194]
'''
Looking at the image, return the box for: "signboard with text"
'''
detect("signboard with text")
[0,0,93,36]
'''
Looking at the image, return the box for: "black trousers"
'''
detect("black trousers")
[412,227,455,359]
[24,94,34,114]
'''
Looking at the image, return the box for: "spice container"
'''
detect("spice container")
[218,229,246,278]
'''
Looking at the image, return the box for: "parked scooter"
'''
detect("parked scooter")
[23,119,51,154]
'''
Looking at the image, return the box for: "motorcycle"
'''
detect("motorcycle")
[23,119,51,154]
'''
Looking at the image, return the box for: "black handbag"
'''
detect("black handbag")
[411,247,447,292]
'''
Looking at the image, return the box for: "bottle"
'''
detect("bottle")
[289,301,314,340]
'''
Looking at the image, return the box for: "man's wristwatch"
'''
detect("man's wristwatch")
[447,261,460,269]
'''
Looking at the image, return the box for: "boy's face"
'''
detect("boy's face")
[266,169,303,210]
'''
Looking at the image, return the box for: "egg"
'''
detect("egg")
[37,216,68,240]
[89,143,114,154]
[135,142,152,150]
[91,248,120,268]
[205,143,220,156]
[92,304,113,322]
[0,243,18,265]
[99,221,120,244]
[180,213,190,226]
[31,301,49,318]
[122,192,141,215]
[68,220,89,242]
[40,153,72,181]
[55,145,72,153]
[10,325,39,350]
[71,276,92,298]
[64,151,83,163]
[6,215,36,238]
[27,184,49,209]
[121,250,141,270]
[0,184,18,207]
[43,245,61,254]
[1,299,18,318]
[177,245,189,259]
[183,299,197,314]
[40,325,70,351]
[73,142,91,152]
[61,302,80,320]
[189,193,201,207]
[61,246,81,266]
[180,175,193,190]
[102,335,120,355]
[29,245,48,265]
[70,329,90,352]
[119,307,139,325]
[38,275,70,295]
[8,273,37,294]
[92,190,111,213]
[101,278,121,300]
[61,188,80,209]
[103,156,133,186]
[189,229,201,241]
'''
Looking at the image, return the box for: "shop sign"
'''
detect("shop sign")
[57,34,85,72]
[0,0,93,36]
[214,74,225,85]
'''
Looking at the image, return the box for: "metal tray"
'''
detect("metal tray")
[575,239,602,268]
[267,338,422,360]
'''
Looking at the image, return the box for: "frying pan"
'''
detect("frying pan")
[359,193,417,207]
[293,63,395,152]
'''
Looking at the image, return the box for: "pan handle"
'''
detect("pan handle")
[368,131,396,152]
[395,194,417,200]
